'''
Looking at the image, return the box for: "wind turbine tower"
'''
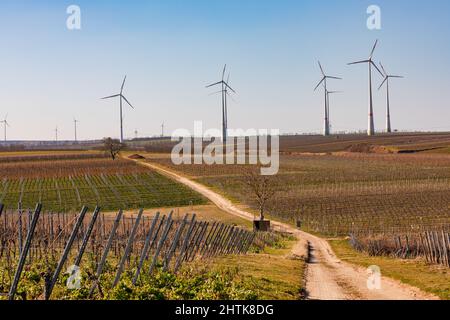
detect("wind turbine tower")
[101,76,135,143]
[206,65,236,144]
[379,62,404,133]
[314,62,342,136]
[348,40,384,136]
[74,118,79,142]
[325,89,342,134]
[1,114,10,142]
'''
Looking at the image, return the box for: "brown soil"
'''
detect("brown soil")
[346,143,394,154]
[128,153,146,159]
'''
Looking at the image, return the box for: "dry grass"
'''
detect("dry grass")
[211,240,305,300]
[329,239,450,300]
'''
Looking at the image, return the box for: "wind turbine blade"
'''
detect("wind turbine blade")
[227,91,237,103]
[206,81,222,88]
[326,76,342,80]
[208,90,223,96]
[371,60,384,77]
[224,82,236,93]
[390,75,404,78]
[348,60,369,65]
[121,76,127,94]
[101,94,120,100]
[318,61,325,76]
[369,39,378,59]
[314,77,325,91]
[378,77,388,90]
[379,62,387,76]
[121,95,135,109]
[222,65,227,81]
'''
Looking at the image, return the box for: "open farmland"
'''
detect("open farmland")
[0,153,206,211]
[279,132,450,154]
[141,138,450,269]
[144,152,450,232]
[129,132,450,155]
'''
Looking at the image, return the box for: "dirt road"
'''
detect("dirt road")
[136,160,438,300]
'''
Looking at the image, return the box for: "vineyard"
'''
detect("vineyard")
[0,154,206,211]
[143,152,450,268]
[0,203,279,300]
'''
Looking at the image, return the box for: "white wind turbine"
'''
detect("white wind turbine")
[0,114,10,142]
[206,65,236,144]
[101,76,135,143]
[314,62,342,136]
[74,118,79,142]
[348,40,384,136]
[378,62,404,133]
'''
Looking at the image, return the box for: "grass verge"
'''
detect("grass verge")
[329,239,450,300]
[210,240,305,300]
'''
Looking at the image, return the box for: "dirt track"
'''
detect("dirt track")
[136,160,438,301]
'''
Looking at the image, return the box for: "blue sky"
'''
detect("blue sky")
[0,0,449,140]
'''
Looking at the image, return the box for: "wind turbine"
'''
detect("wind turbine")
[73,118,79,142]
[314,62,342,136]
[0,114,10,142]
[101,76,135,143]
[161,122,164,137]
[378,62,404,133]
[55,126,59,143]
[206,65,236,144]
[348,40,384,136]
[325,89,342,133]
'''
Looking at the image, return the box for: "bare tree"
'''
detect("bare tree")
[242,167,277,221]
[103,138,125,160]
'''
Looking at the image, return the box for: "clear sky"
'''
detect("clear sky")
[1,0,449,140]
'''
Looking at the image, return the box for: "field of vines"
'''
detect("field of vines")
[144,152,450,267]
[0,154,206,211]
[0,204,281,300]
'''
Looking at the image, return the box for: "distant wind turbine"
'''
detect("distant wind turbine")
[378,62,404,133]
[314,62,342,136]
[348,40,384,136]
[74,118,79,142]
[55,126,59,143]
[101,76,135,143]
[206,65,236,144]
[1,114,10,142]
